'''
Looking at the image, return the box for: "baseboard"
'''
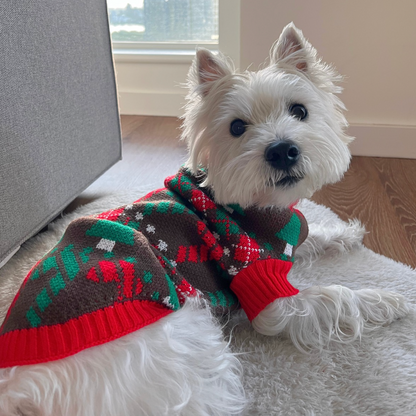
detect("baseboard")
[349,124,416,159]
[118,91,186,117]
[118,92,416,159]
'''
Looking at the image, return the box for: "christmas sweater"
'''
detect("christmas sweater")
[0,167,308,368]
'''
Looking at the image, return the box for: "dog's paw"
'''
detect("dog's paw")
[251,285,409,352]
[296,219,366,264]
[356,289,409,327]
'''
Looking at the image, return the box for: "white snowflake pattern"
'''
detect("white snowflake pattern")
[146,224,156,234]
[163,296,175,309]
[223,247,230,256]
[170,260,177,267]
[96,238,115,252]
[125,204,133,210]
[135,212,144,221]
[228,265,239,276]
[158,240,168,251]
[284,243,293,257]
[213,232,220,240]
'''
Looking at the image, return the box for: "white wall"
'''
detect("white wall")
[239,0,416,157]
[115,58,189,116]
[114,0,416,158]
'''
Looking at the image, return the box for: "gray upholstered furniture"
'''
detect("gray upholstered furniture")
[0,1,121,266]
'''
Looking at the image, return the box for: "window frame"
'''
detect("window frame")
[113,41,218,51]
[112,0,240,116]
[111,0,240,66]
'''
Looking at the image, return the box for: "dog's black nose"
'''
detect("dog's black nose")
[265,141,300,170]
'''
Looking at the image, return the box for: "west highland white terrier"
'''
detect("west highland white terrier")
[0,23,409,416]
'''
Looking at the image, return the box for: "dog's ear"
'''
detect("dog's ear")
[270,23,311,73]
[189,49,233,96]
[270,23,344,93]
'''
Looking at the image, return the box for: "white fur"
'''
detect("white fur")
[295,218,367,266]
[0,299,245,416]
[182,23,352,208]
[252,286,409,353]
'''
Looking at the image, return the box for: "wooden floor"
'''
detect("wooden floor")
[313,157,416,268]
[73,115,416,268]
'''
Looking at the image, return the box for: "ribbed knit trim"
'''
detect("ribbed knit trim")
[0,300,172,368]
[230,259,299,321]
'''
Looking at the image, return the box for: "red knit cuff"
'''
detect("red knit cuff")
[0,300,172,368]
[230,259,299,321]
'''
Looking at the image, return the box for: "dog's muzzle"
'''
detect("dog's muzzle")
[265,140,300,170]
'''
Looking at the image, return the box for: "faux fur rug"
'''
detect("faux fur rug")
[1,190,415,416]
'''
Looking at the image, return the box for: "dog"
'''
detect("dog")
[0,23,409,416]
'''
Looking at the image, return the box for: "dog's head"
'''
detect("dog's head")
[182,23,353,208]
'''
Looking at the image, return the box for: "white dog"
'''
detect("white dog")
[0,23,409,416]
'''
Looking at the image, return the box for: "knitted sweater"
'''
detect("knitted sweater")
[0,167,308,368]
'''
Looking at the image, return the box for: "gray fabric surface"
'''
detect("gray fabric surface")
[0,1,121,265]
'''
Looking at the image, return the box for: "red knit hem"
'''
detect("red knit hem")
[230,259,299,321]
[0,300,172,368]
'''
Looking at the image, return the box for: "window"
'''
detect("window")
[110,0,239,116]
[108,0,219,50]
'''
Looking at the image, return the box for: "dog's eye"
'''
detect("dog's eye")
[289,104,308,121]
[230,119,247,137]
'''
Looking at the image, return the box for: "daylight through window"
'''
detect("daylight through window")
[108,0,219,44]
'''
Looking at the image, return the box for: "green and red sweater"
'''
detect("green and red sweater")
[0,167,308,368]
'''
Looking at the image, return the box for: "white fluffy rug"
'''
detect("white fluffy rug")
[1,191,415,416]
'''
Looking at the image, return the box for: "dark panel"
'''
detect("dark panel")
[0,0,121,264]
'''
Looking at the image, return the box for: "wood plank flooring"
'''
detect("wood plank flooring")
[313,157,416,268]
[72,115,416,268]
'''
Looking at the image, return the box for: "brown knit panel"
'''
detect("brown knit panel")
[2,218,178,333]
[1,167,308,335]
